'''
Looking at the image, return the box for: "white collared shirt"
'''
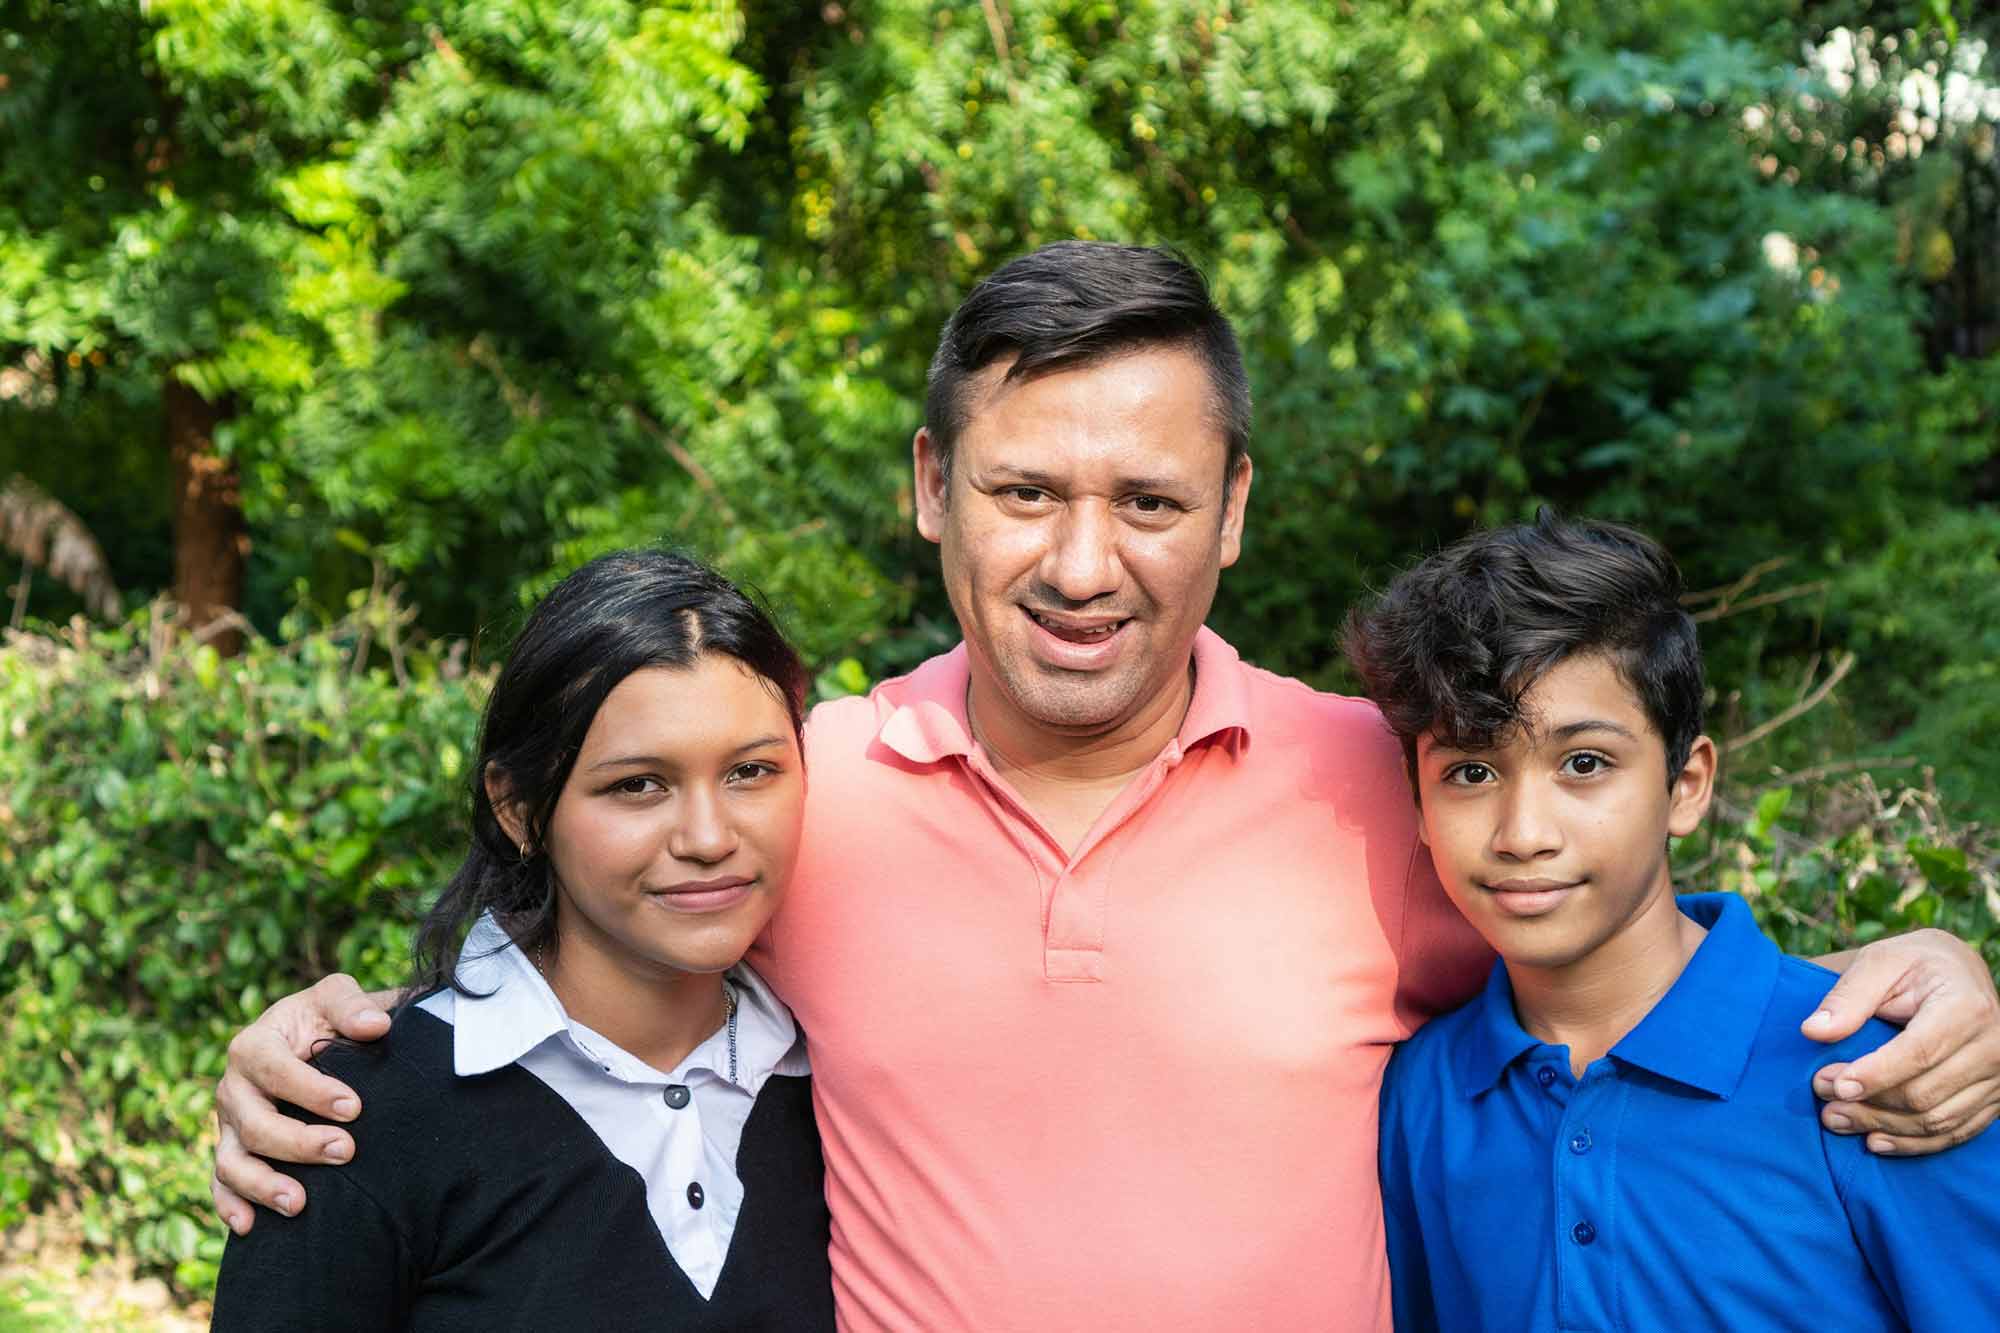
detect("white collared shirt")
[416,912,808,1299]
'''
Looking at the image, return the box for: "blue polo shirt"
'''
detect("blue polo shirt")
[1380,892,2000,1332]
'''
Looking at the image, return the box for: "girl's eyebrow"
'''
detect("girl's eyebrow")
[586,735,789,771]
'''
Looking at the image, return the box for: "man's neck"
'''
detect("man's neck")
[1506,886,1707,1076]
[966,659,1196,854]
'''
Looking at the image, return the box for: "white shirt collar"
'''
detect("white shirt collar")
[440,911,806,1090]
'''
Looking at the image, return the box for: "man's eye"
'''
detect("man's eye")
[1131,494,1170,513]
[1005,487,1047,503]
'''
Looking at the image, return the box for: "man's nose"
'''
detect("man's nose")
[669,784,739,864]
[1491,782,1562,861]
[1038,502,1123,604]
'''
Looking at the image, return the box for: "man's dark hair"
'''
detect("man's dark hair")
[924,241,1251,485]
[407,548,807,1001]
[1344,510,1705,787]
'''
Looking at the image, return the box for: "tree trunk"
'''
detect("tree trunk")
[165,375,246,655]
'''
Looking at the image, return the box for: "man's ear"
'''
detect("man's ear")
[484,764,532,853]
[913,427,948,545]
[1667,735,1718,839]
[1218,453,1253,569]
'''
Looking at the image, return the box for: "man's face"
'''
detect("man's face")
[913,345,1251,741]
[1414,653,1715,972]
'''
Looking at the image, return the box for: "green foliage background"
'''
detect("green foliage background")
[3,0,1999,1303]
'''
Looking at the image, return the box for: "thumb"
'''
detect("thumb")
[1802,946,1906,1046]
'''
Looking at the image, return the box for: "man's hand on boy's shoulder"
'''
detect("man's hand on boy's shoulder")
[1803,927,2000,1156]
[211,973,396,1235]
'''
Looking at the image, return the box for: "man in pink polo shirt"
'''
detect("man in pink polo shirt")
[212,243,2000,1330]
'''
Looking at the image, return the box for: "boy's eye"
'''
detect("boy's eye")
[1561,753,1609,777]
[1446,762,1496,786]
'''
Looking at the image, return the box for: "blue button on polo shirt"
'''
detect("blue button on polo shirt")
[1379,893,2000,1332]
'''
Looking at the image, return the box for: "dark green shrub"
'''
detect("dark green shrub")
[0,603,486,1296]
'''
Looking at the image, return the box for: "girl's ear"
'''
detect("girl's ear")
[1667,734,1718,839]
[484,763,532,854]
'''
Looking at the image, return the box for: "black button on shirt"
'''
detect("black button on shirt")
[663,1084,691,1109]
[687,1181,705,1210]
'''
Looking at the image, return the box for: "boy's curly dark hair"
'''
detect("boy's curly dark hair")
[1343,510,1705,789]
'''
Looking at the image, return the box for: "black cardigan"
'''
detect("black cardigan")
[210,1004,835,1331]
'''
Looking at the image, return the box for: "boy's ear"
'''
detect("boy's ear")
[1667,735,1718,839]
[484,764,532,853]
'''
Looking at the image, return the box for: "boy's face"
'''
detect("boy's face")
[1415,653,1716,972]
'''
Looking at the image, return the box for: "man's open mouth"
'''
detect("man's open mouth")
[1025,609,1128,644]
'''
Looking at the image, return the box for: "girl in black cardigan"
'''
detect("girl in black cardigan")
[212,550,835,1331]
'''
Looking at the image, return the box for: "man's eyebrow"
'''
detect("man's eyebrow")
[983,467,1061,486]
[981,467,1192,494]
[1548,719,1641,742]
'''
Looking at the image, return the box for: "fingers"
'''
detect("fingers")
[310,973,393,1041]
[216,1057,357,1165]
[210,1160,255,1237]
[1852,1100,2000,1158]
[1801,945,1917,1045]
[226,1020,363,1124]
[1823,977,1993,1103]
[214,1115,311,1221]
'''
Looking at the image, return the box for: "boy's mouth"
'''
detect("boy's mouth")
[1482,877,1584,918]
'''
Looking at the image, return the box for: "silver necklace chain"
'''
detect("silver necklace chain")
[534,939,739,1082]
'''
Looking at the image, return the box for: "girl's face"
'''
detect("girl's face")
[537,654,805,981]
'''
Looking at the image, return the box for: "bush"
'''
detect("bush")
[1678,772,2000,975]
[0,601,486,1296]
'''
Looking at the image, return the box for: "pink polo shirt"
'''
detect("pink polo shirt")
[755,628,1489,1331]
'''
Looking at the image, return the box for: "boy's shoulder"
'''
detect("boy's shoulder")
[1743,953,1901,1086]
[1383,970,1499,1106]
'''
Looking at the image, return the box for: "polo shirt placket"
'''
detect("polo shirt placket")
[958,730,1196,983]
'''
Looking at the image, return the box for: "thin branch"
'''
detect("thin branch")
[1751,755,1919,793]
[1690,580,1830,624]
[626,406,739,525]
[1722,650,1856,754]
[1682,555,1788,607]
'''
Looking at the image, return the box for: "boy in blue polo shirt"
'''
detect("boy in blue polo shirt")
[1346,512,2000,1331]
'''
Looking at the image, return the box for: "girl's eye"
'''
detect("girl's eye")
[727,762,778,784]
[611,776,663,796]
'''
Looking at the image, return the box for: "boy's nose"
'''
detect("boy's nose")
[1490,784,1563,861]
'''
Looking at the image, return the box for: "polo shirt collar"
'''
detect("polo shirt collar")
[1452,892,1772,1100]
[874,625,1253,765]
[1608,892,1775,1099]
[442,911,804,1089]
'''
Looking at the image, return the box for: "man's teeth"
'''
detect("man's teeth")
[1031,612,1119,639]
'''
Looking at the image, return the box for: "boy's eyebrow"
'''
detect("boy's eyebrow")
[1547,719,1641,742]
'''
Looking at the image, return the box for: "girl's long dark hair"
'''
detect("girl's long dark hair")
[406,549,808,1001]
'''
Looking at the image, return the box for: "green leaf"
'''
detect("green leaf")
[1752,787,1792,840]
